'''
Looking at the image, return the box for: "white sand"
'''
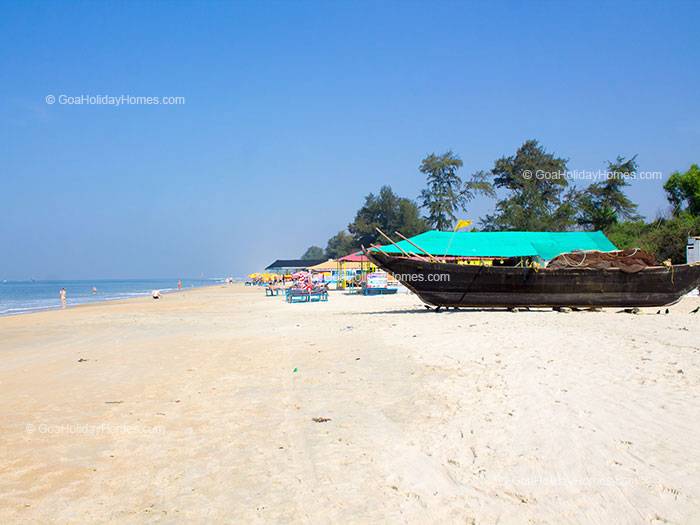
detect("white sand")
[0,285,698,523]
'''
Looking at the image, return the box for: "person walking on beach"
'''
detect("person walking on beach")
[177,280,182,291]
[60,288,66,308]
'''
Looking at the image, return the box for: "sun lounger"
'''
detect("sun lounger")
[362,287,398,296]
[286,288,329,303]
[265,287,283,296]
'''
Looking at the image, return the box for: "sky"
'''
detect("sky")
[1,1,699,280]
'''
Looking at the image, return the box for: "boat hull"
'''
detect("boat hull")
[364,250,700,308]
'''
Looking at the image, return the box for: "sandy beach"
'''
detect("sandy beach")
[0,284,699,523]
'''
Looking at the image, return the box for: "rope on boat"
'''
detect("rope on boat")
[561,252,587,267]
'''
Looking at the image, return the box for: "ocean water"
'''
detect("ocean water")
[0,278,230,317]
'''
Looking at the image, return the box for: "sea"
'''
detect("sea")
[0,278,231,317]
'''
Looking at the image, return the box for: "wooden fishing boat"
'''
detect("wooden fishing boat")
[363,248,700,308]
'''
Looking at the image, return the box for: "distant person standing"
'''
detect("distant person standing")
[60,288,66,308]
[177,280,182,291]
[92,286,97,294]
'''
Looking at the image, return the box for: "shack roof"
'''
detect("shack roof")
[265,259,326,270]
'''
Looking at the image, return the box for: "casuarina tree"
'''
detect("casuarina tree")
[578,155,640,231]
[481,140,576,231]
[419,151,493,231]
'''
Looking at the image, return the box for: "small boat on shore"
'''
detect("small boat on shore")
[364,248,700,308]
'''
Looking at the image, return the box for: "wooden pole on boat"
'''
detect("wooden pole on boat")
[443,220,472,262]
[369,243,384,255]
[372,230,430,262]
[373,242,426,261]
[443,229,457,262]
[373,229,408,256]
[393,231,438,263]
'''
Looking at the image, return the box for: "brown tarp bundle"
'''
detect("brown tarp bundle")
[547,249,657,273]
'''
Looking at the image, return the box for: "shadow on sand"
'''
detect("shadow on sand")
[351,306,563,315]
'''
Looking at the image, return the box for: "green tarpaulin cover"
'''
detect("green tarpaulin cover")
[374,231,617,260]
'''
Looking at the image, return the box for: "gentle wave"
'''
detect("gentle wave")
[0,278,238,317]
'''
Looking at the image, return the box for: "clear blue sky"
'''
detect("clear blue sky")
[1,1,698,279]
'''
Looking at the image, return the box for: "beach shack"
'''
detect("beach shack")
[335,252,377,289]
[265,259,326,276]
[306,259,336,283]
[302,258,364,286]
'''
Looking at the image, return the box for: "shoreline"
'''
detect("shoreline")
[0,281,231,319]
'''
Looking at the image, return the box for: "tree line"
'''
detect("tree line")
[301,140,700,263]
